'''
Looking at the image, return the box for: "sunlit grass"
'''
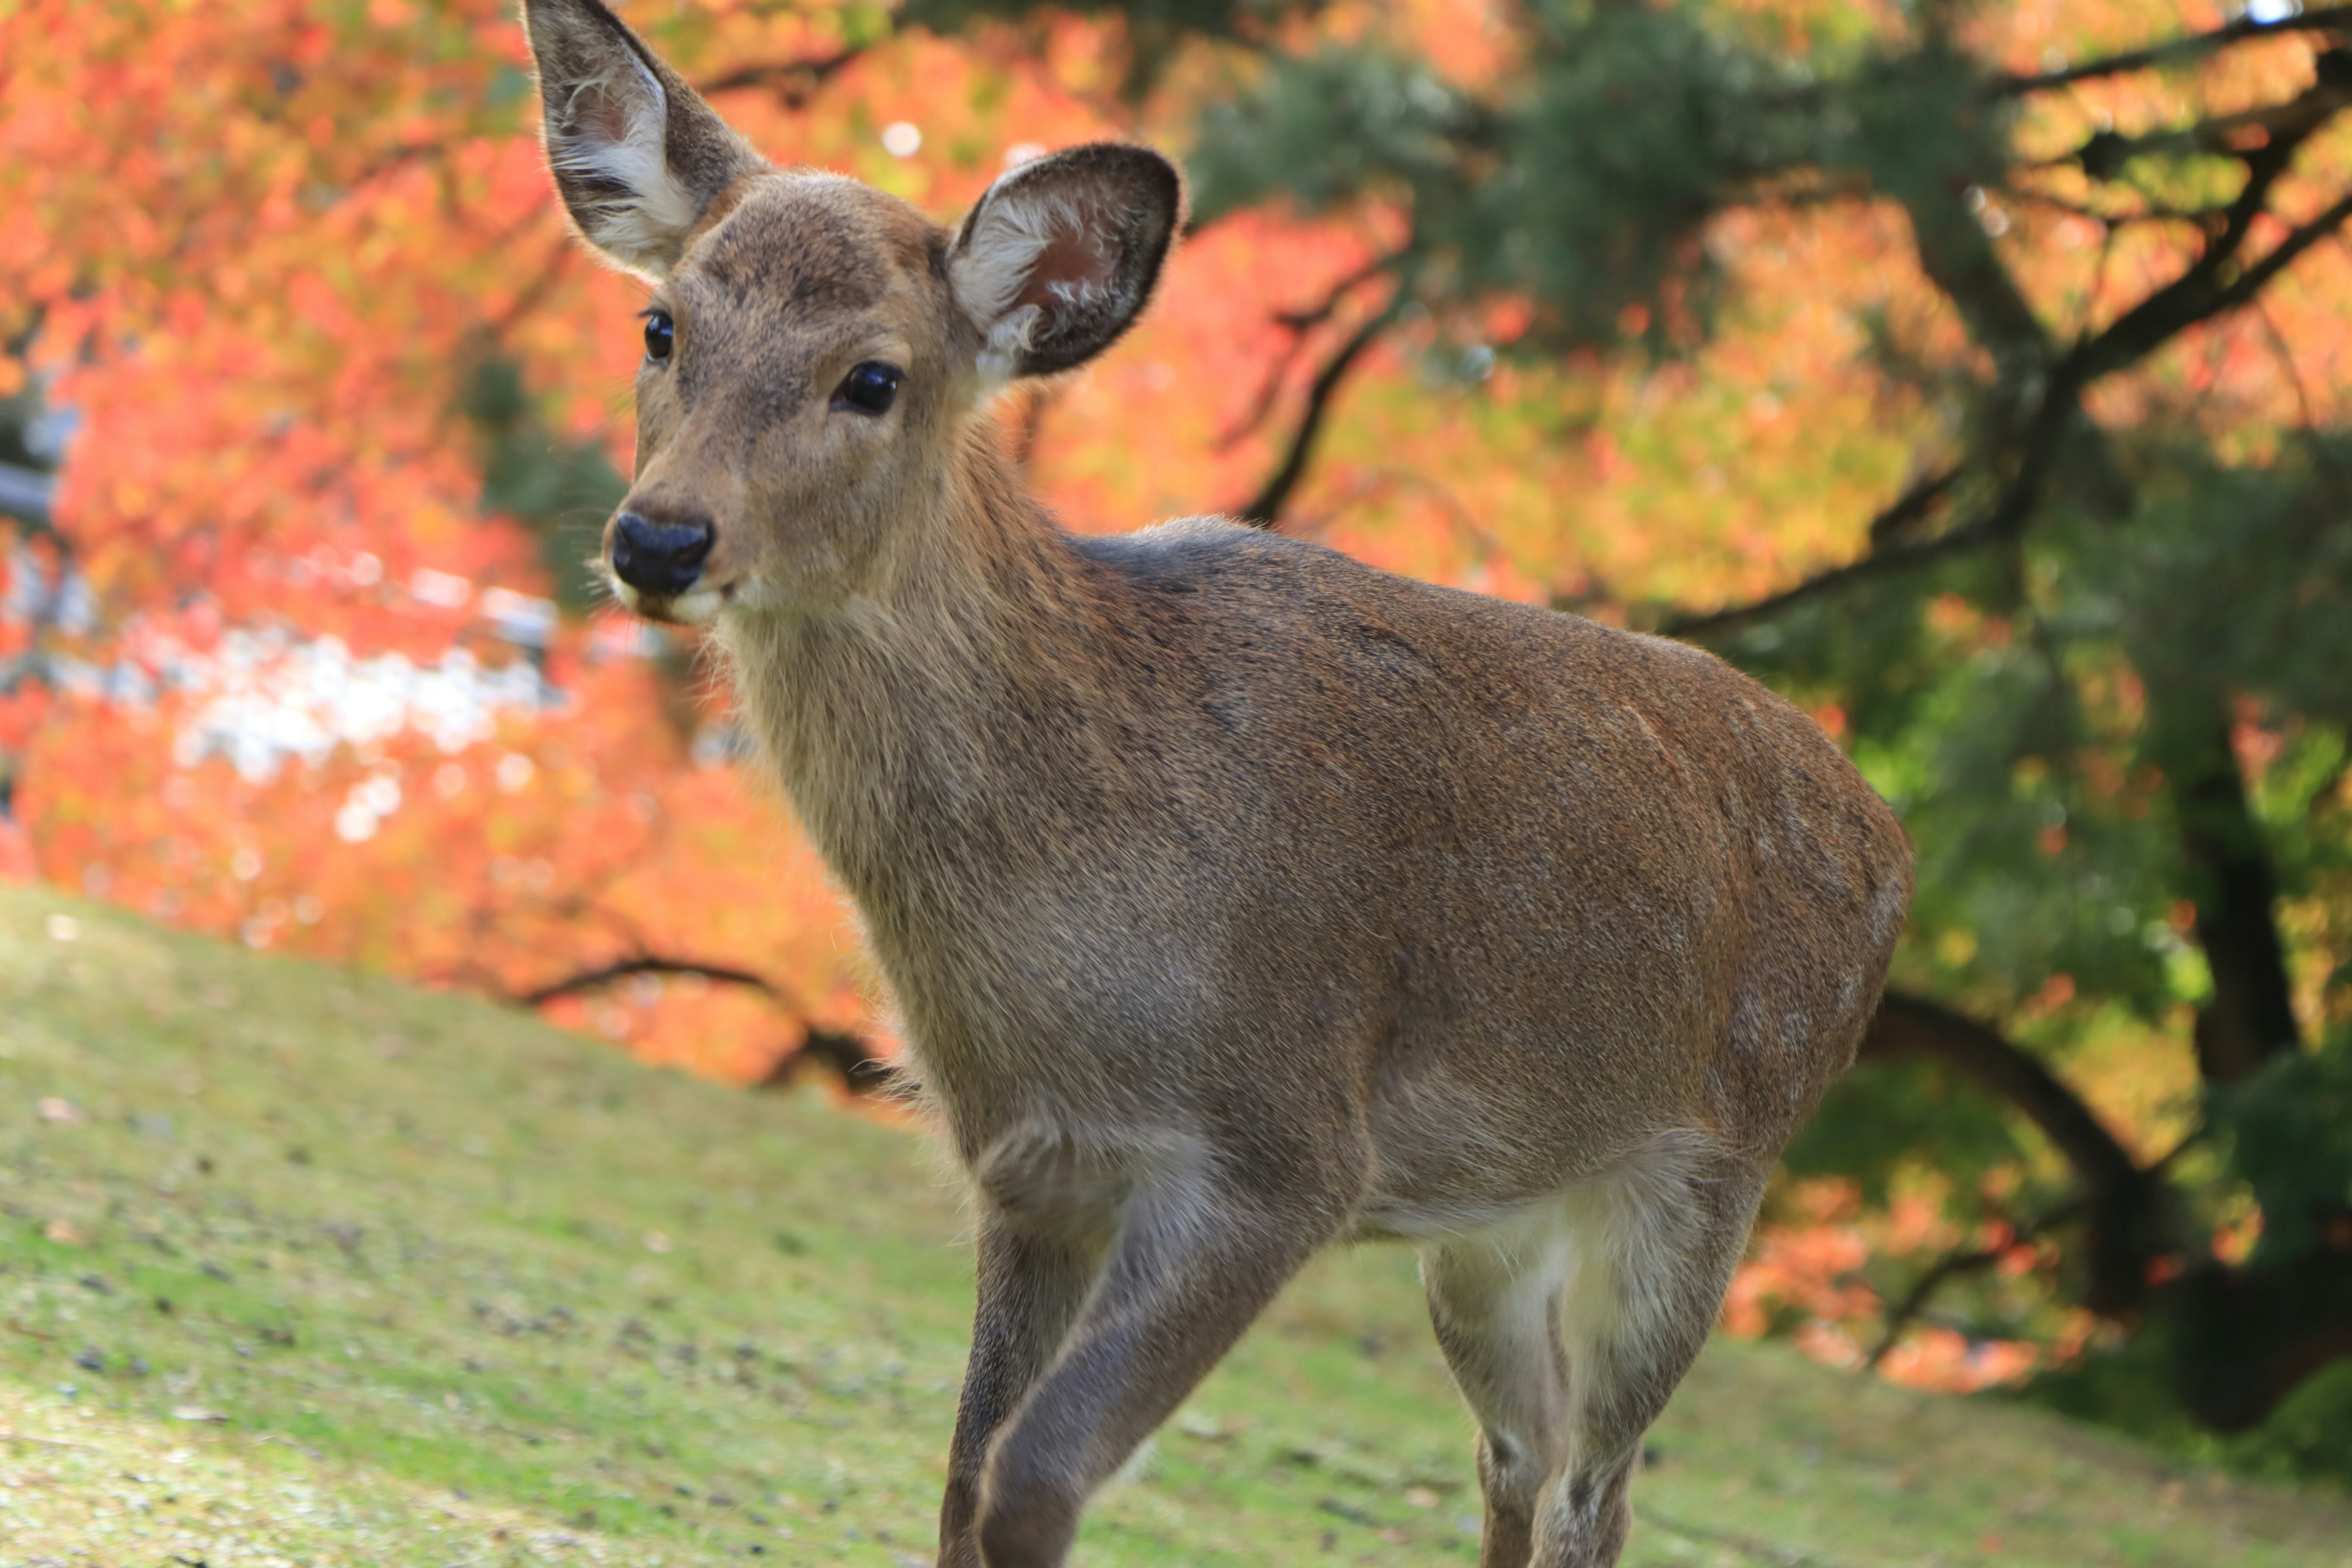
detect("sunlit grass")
[2,883,2346,1566]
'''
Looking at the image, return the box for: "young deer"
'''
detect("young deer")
[522,4,1912,1563]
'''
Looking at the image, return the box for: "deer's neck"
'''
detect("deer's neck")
[718,431,1129,920]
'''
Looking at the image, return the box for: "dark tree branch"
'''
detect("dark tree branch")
[1236,303,1400,528]
[1651,56,2104,641]
[1657,466,1976,639]
[1216,255,1402,452]
[695,47,864,102]
[2008,186,2237,230]
[2056,87,2348,382]
[1855,994,2352,1419]
[518,954,899,1094]
[2069,186,2352,387]
[483,233,580,342]
[756,1026,900,1095]
[2037,74,2352,180]
[1657,518,1992,639]
[519,954,780,1008]
[1866,1245,2005,1368]
[1663,102,2352,643]
[1992,9,2352,97]
[1276,254,1403,333]
[1863,993,2141,1197]
[1864,1196,2086,1369]
[1865,464,1962,546]
[1903,186,2061,389]
[2176,1235,2352,1431]
[1859,992,2166,1315]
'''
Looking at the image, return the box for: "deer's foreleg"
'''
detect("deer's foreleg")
[937,1213,1101,1568]
[969,1162,1350,1568]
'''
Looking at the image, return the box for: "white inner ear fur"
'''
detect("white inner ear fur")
[549,51,698,280]
[951,183,1118,389]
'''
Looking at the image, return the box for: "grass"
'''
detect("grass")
[1,881,2348,1568]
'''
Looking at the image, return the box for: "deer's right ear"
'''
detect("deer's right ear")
[522,0,765,281]
[949,143,1183,385]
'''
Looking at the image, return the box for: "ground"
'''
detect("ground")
[1,883,2347,1568]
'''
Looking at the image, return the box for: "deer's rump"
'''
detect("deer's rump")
[1071,521,1912,1196]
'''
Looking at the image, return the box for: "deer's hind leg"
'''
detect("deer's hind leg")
[1526,1137,1771,1568]
[1420,1225,1576,1568]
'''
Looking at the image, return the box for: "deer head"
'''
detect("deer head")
[522,0,1182,624]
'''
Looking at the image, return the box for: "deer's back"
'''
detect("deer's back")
[1057,520,1910,1216]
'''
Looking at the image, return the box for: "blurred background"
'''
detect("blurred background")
[4,0,2352,1506]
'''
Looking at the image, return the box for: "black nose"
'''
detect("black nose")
[609,511,715,597]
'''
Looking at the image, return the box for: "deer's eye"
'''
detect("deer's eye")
[833,361,902,415]
[643,311,674,362]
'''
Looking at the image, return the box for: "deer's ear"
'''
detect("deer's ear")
[522,0,765,280]
[949,143,1183,384]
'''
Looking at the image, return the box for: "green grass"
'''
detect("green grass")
[1,882,2347,1568]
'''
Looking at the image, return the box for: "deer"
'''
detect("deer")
[519,4,1912,1563]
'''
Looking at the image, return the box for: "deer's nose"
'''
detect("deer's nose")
[610,511,715,597]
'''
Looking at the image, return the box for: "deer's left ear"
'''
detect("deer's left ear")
[949,143,1184,384]
[523,0,766,281]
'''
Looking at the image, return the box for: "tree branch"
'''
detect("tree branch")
[2176,1235,2352,1431]
[1657,523,1991,639]
[1866,464,1964,546]
[1858,992,2166,1315]
[2043,75,2352,183]
[1863,994,2141,1195]
[756,1026,900,1095]
[517,954,899,1093]
[2071,187,2352,388]
[1853,996,2352,1424]
[1992,9,2352,97]
[519,954,780,1008]
[1864,1196,2085,1369]
[1662,101,2352,643]
[2008,186,2234,230]
[1216,255,1401,452]
[1235,303,1400,528]
[695,47,864,102]
[1657,467,1981,639]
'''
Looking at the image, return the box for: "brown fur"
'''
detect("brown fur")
[521,6,1914,1564]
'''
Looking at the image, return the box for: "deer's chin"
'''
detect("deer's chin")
[609,577,729,625]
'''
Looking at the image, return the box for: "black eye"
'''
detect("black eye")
[643,311,674,362]
[833,361,902,415]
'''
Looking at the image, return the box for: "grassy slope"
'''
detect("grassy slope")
[1,883,2347,1568]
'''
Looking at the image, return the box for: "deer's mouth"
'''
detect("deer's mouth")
[609,573,733,626]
